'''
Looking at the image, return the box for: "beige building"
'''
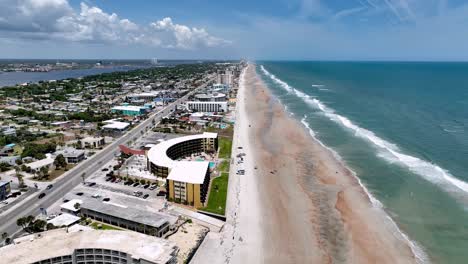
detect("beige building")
[167,161,210,208]
[0,229,178,264]
[146,133,218,178]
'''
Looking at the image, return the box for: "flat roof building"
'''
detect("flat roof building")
[167,161,210,208]
[186,101,227,113]
[0,181,11,201]
[102,120,130,131]
[79,197,175,237]
[147,133,217,208]
[111,105,147,116]
[147,132,218,178]
[56,147,85,164]
[0,229,178,264]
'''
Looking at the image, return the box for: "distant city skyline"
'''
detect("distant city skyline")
[1,0,468,61]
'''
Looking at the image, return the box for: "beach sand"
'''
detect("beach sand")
[192,63,418,264]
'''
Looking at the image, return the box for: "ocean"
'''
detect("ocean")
[257,61,468,263]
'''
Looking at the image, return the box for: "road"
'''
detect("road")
[0,77,213,239]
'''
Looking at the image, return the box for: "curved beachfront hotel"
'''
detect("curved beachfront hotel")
[0,229,178,264]
[147,132,218,207]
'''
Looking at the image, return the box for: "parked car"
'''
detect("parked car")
[157,191,166,196]
[46,184,53,190]
[75,192,84,196]
[132,182,139,187]
[102,168,109,172]
[88,182,96,187]
[149,185,157,190]
[143,184,150,189]
[142,194,149,199]
[103,197,110,202]
[38,193,46,199]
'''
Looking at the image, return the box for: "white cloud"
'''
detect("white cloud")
[0,0,229,50]
[150,17,230,49]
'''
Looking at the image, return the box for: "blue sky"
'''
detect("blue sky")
[1,0,468,60]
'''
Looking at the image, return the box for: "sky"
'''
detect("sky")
[1,0,468,60]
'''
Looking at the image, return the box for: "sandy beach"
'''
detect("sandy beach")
[192,63,419,264]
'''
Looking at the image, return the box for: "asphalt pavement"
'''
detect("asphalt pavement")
[0,78,213,240]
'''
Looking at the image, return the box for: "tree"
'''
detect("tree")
[39,166,49,180]
[54,154,67,169]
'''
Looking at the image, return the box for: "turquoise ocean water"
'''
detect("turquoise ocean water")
[257,62,468,264]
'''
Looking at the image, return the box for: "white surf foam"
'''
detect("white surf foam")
[300,112,428,263]
[259,64,463,263]
[261,65,468,196]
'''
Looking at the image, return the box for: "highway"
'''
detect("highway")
[0,77,213,239]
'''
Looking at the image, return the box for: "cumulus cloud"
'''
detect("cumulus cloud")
[0,0,229,49]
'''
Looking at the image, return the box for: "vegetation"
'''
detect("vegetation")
[90,221,122,230]
[218,160,230,173]
[53,154,67,169]
[218,138,233,159]
[200,172,229,215]
[21,142,56,159]
[16,215,48,234]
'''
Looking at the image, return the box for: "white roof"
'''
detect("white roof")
[47,214,80,227]
[129,92,159,97]
[112,105,144,111]
[102,121,130,130]
[3,229,177,264]
[27,157,54,170]
[60,199,82,212]
[147,132,217,170]
[167,161,209,184]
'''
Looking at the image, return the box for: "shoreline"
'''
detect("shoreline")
[192,63,424,263]
[242,63,420,263]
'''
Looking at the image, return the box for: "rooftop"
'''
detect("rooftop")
[57,147,85,158]
[112,105,145,112]
[1,229,178,264]
[102,120,130,130]
[147,132,217,170]
[47,213,80,227]
[79,196,175,228]
[167,161,209,184]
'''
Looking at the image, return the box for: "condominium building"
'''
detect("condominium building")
[186,101,227,113]
[147,133,218,178]
[167,161,210,208]
[146,133,217,208]
[0,229,178,264]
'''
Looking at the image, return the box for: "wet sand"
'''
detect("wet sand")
[239,63,417,263]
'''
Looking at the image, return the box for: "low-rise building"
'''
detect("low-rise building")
[0,181,11,201]
[79,198,175,237]
[81,136,105,149]
[0,229,179,264]
[111,105,147,116]
[56,147,85,164]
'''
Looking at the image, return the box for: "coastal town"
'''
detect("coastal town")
[0,60,246,264]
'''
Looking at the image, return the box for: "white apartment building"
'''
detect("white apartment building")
[186,101,228,113]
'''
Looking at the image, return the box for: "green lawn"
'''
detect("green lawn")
[90,221,122,230]
[200,172,229,215]
[218,160,230,173]
[218,137,232,159]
